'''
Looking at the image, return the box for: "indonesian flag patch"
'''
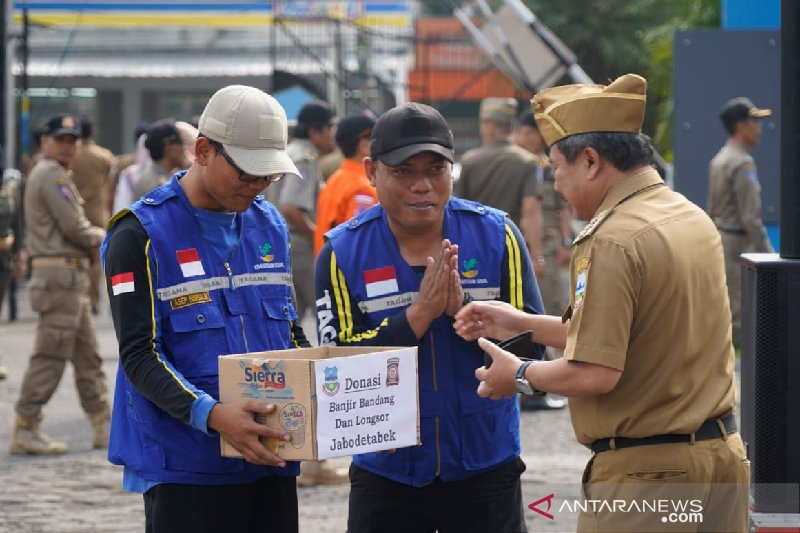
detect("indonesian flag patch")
[363,266,399,298]
[110,272,135,296]
[176,248,205,278]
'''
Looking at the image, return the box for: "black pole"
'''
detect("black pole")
[781,0,800,258]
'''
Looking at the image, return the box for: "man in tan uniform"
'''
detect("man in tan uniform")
[10,114,110,456]
[455,97,541,255]
[708,97,774,347]
[71,117,116,314]
[455,74,748,532]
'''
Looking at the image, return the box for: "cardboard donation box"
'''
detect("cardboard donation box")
[219,346,419,460]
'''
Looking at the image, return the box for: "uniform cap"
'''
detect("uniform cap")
[370,103,454,166]
[198,85,300,179]
[480,97,518,127]
[531,73,647,147]
[42,114,81,138]
[145,121,182,149]
[297,100,336,127]
[335,112,377,148]
[720,97,772,130]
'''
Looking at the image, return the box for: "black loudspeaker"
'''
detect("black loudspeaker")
[740,253,800,513]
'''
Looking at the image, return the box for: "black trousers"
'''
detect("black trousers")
[143,476,298,533]
[347,458,528,533]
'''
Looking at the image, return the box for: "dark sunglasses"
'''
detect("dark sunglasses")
[205,137,284,184]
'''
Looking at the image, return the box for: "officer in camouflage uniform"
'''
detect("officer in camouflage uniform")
[708,97,774,347]
[10,114,110,455]
[514,110,570,410]
[0,168,25,380]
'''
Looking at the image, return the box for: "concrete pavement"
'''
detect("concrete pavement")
[0,281,589,532]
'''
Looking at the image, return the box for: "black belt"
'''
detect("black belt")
[717,227,746,235]
[590,414,737,454]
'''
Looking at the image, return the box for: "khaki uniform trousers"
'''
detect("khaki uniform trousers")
[720,232,747,347]
[289,231,315,320]
[87,262,102,309]
[539,241,569,360]
[578,433,750,533]
[15,265,108,418]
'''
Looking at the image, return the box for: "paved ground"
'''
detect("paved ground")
[0,281,590,532]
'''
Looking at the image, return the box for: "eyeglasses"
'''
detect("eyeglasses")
[206,138,284,184]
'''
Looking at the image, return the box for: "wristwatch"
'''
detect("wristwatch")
[515,361,536,396]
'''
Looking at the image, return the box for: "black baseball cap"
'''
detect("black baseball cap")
[370,102,454,166]
[297,100,335,127]
[145,121,182,149]
[720,97,771,130]
[335,112,377,148]
[42,114,81,138]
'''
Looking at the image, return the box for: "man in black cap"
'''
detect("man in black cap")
[313,111,378,257]
[10,114,110,455]
[315,102,543,532]
[71,116,116,314]
[708,96,774,347]
[130,120,188,200]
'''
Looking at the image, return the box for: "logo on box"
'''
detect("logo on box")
[322,365,340,396]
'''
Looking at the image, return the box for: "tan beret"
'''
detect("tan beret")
[480,97,518,126]
[531,73,647,147]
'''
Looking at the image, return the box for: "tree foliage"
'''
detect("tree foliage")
[521,0,720,159]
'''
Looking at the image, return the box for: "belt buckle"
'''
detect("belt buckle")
[65,257,80,268]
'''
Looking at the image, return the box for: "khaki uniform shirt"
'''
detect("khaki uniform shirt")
[24,157,106,259]
[266,138,320,234]
[707,139,772,252]
[71,141,115,227]
[564,168,736,445]
[130,162,170,201]
[455,140,537,227]
[535,156,569,255]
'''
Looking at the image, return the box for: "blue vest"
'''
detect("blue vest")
[327,197,521,486]
[106,175,300,484]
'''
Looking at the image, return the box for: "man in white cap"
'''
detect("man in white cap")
[102,85,309,532]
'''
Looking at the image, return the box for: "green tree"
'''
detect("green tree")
[520,0,720,159]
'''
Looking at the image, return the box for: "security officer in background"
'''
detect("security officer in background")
[265,100,346,487]
[0,168,26,380]
[455,98,541,257]
[9,114,110,455]
[456,74,748,532]
[71,116,116,314]
[708,97,774,348]
[513,110,570,410]
[266,100,335,323]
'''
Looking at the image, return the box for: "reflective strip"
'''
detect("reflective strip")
[157,276,230,301]
[156,272,292,301]
[232,272,292,289]
[357,291,418,314]
[465,287,501,301]
[355,286,501,315]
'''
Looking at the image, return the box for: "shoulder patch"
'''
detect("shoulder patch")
[573,257,591,311]
[746,166,759,185]
[573,209,612,245]
[57,183,74,201]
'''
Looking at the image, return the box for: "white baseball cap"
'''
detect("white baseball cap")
[198,85,301,179]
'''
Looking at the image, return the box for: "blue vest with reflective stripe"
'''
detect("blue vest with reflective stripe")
[327,197,521,486]
[106,175,300,484]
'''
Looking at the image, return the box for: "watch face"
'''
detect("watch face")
[515,377,534,396]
